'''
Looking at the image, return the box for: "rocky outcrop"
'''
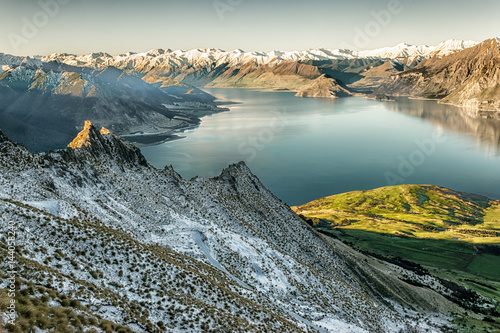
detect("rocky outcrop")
[67,120,101,149]
[65,120,147,167]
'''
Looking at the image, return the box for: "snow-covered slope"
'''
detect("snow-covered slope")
[0,122,462,332]
[358,39,477,59]
[0,53,42,67]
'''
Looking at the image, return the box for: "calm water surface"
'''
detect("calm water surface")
[141,88,500,205]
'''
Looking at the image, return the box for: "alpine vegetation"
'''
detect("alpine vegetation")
[0,122,462,332]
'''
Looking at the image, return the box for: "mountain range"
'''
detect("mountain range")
[1,38,498,152]
[37,39,480,99]
[0,122,489,332]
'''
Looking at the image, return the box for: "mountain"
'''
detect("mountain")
[357,40,478,60]
[0,122,477,332]
[0,53,42,69]
[295,75,352,98]
[0,61,222,151]
[376,38,500,110]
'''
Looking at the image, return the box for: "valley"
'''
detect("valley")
[37,38,500,111]
[1,37,498,153]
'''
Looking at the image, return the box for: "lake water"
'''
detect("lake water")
[141,88,500,206]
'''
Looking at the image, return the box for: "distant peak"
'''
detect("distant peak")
[68,120,95,149]
[89,52,112,58]
[100,127,111,135]
[147,49,165,56]
[487,37,500,45]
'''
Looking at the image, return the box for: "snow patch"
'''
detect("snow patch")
[24,200,61,216]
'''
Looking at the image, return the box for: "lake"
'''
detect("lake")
[141,88,500,206]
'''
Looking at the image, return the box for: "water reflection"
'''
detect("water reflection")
[389,98,500,156]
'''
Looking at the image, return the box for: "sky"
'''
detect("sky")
[1,0,499,56]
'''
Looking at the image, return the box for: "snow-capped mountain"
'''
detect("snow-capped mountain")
[40,39,477,70]
[357,39,478,59]
[0,53,42,67]
[0,38,494,155]
[0,122,467,332]
[35,39,479,101]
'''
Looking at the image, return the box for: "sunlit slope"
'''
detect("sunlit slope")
[292,184,500,318]
[292,185,500,243]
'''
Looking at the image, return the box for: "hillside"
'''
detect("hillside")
[292,185,500,242]
[377,38,500,110]
[0,61,222,151]
[0,123,484,332]
[292,184,500,329]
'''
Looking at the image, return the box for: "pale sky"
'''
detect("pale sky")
[1,0,499,56]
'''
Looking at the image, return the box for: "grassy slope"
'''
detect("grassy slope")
[292,185,500,314]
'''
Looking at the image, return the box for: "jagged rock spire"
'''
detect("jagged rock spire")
[68,120,111,149]
[66,121,147,167]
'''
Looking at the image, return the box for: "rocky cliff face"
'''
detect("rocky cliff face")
[0,122,462,332]
[65,120,148,167]
[377,38,500,110]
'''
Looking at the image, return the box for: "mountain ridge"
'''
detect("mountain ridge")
[38,39,478,65]
[31,38,494,109]
[0,122,471,332]
[376,38,500,110]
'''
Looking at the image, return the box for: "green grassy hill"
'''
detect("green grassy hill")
[293,185,500,243]
[292,185,500,327]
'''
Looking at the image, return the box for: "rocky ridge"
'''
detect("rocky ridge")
[0,122,467,332]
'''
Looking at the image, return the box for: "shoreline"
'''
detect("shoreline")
[123,132,186,147]
[129,99,238,147]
